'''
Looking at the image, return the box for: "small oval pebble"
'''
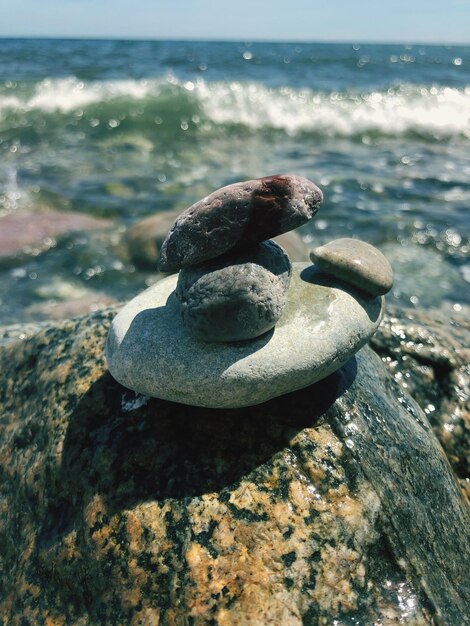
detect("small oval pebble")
[159,174,322,272]
[176,240,292,342]
[309,238,393,296]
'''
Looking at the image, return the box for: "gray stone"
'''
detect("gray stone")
[159,175,323,272]
[106,262,383,408]
[310,238,394,296]
[176,240,291,342]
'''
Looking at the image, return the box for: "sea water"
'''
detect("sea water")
[0,39,469,322]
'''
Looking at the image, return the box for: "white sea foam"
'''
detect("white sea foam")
[197,80,470,138]
[0,76,158,113]
[1,75,470,139]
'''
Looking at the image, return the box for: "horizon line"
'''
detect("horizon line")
[1,34,469,47]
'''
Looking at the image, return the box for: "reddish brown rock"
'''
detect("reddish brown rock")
[0,209,111,259]
[158,175,322,272]
[123,211,310,272]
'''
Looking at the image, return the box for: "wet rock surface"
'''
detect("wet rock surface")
[159,174,322,272]
[107,263,383,407]
[176,240,292,342]
[310,238,394,296]
[371,304,470,499]
[1,309,469,624]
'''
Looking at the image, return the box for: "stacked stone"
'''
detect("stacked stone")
[107,174,397,408]
[158,174,323,342]
[309,238,394,297]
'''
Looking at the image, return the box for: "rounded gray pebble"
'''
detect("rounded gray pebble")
[176,240,292,342]
[159,174,322,272]
[310,238,394,296]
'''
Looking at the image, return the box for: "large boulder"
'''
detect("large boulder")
[0,308,469,625]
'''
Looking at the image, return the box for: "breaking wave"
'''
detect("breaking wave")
[1,75,470,139]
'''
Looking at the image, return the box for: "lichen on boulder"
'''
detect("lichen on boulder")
[0,308,469,624]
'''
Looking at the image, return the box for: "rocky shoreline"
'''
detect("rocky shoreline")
[0,299,469,624]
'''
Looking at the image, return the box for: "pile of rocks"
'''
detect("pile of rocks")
[159,174,322,342]
[107,174,395,408]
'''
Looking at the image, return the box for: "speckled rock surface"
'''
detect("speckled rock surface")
[159,175,322,272]
[0,312,469,625]
[310,238,394,296]
[371,304,470,501]
[176,240,292,342]
[107,263,383,407]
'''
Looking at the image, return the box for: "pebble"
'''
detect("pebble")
[176,240,292,342]
[158,174,322,272]
[310,238,394,296]
[124,209,181,270]
[106,262,384,408]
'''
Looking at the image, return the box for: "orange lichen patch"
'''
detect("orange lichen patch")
[312,545,365,615]
[39,361,72,385]
[90,523,112,551]
[288,478,318,515]
[126,510,144,553]
[58,531,80,562]
[131,607,161,626]
[182,463,324,621]
[84,493,108,527]
[122,582,144,611]
[45,616,66,626]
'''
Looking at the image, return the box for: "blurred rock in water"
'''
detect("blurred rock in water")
[274,230,309,262]
[382,243,466,309]
[0,209,111,259]
[124,209,182,270]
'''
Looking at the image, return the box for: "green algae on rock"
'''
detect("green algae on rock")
[0,310,469,624]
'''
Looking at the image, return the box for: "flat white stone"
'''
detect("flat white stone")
[106,263,384,408]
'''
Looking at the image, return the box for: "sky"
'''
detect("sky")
[1,0,470,44]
